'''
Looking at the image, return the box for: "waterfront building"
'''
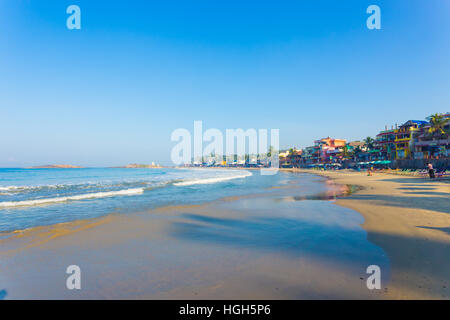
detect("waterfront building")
[375,128,397,160]
[394,120,427,159]
[413,113,450,159]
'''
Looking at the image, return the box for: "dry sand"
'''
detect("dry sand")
[291,169,450,299]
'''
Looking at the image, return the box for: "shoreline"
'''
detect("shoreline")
[0,171,390,299]
[289,169,450,299]
[0,169,448,299]
[0,169,348,236]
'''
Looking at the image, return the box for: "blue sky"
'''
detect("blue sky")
[1,0,449,166]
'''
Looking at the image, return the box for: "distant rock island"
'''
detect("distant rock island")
[28,164,83,169]
[118,163,162,168]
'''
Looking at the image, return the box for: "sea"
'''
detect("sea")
[1,167,328,232]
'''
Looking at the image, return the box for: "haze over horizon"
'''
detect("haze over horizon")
[1,0,449,167]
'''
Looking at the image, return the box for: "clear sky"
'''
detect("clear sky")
[1,0,449,167]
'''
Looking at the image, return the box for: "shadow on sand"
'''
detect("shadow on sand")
[397,187,436,191]
[170,213,373,263]
[170,213,450,298]
[380,177,450,184]
[404,191,450,196]
[417,226,450,236]
[345,194,450,214]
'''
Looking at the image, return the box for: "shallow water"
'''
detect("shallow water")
[0,168,332,232]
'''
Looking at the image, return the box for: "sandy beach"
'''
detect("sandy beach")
[291,169,450,299]
[0,170,448,299]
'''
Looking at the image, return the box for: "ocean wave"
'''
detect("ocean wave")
[0,188,144,208]
[0,184,86,192]
[0,186,21,191]
[174,171,252,186]
[0,181,152,194]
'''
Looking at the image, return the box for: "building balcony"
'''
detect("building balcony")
[394,137,411,142]
[414,138,450,147]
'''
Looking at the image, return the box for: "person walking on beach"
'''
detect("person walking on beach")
[427,163,435,179]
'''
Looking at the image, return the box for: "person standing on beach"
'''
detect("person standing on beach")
[427,163,435,179]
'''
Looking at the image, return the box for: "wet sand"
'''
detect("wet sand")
[291,169,450,299]
[0,173,389,299]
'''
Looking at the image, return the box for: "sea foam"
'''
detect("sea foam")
[174,171,252,186]
[0,188,144,208]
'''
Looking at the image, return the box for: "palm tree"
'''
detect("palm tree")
[364,137,375,150]
[426,113,449,138]
[341,145,350,160]
[351,146,362,161]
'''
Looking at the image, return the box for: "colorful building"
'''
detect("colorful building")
[288,114,449,168]
[314,137,347,163]
[375,128,396,160]
[394,120,427,159]
[414,113,450,159]
[279,149,303,167]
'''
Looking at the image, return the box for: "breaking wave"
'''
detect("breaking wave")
[174,171,252,186]
[0,188,145,208]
